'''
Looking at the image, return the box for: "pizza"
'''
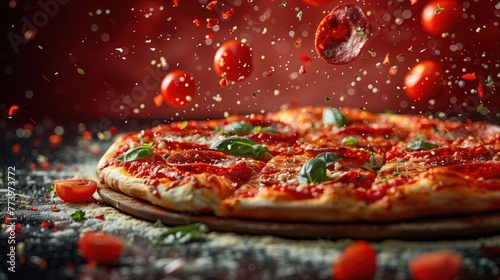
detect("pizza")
[96,106,500,224]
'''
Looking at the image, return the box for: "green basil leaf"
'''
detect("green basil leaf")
[322,108,349,126]
[210,136,269,159]
[341,136,359,146]
[156,223,208,245]
[223,122,254,134]
[70,210,86,221]
[406,139,439,151]
[116,142,154,162]
[298,152,342,184]
[258,126,281,134]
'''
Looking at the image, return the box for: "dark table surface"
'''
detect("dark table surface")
[1,121,500,280]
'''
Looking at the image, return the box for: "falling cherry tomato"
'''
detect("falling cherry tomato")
[55,179,97,203]
[421,0,463,36]
[160,70,195,108]
[78,231,125,264]
[213,40,253,82]
[404,60,444,102]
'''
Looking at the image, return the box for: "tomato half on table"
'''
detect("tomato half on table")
[161,70,196,108]
[408,250,463,280]
[421,0,463,36]
[213,40,253,82]
[403,60,444,103]
[55,179,97,203]
[78,231,125,264]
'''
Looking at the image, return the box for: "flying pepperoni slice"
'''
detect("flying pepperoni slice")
[315,4,371,65]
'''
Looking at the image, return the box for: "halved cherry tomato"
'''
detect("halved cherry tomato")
[404,60,444,102]
[160,70,196,108]
[213,40,253,82]
[78,231,124,264]
[421,0,463,36]
[408,250,463,280]
[315,4,371,65]
[332,240,377,280]
[55,179,97,203]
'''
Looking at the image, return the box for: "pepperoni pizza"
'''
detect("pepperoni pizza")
[96,106,500,223]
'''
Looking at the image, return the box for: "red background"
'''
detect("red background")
[2,0,499,125]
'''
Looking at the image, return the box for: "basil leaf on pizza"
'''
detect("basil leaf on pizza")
[223,121,281,135]
[116,142,154,162]
[299,152,343,184]
[210,136,269,159]
[255,125,281,134]
[156,223,209,245]
[323,108,349,126]
[223,122,254,134]
[407,139,439,151]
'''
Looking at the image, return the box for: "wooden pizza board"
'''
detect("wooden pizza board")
[97,184,500,240]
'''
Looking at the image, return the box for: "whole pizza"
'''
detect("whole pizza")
[96,106,500,224]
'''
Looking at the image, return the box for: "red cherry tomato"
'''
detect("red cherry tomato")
[315,4,372,65]
[160,70,196,108]
[408,250,463,280]
[55,179,97,203]
[404,60,444,102]
[421,0,463,36]
[213,40,253,82]
[332,240,377,280]
[78,231,125,264]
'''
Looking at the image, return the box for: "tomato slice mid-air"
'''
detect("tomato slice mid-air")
[404,60,444,102]
[421,0,463,36]
[55,179,97,203]
[161,70,196,108]
[315,4,371,65]
[78,231,125,264]
[213,40,253,82]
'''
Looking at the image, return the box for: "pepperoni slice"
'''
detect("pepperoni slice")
[315,4,371,65]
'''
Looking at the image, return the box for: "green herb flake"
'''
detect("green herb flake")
[324,96,332,103]
[396,53,404,59]
[181,121,188,129]
[486,75,494,87]
[298,152,343,184]
[341,136,359,146]
[76,68,85,75]
[355,29,365,38]
[279,1,287,7]
[477,103,484,113]
[322,108,349,126]
[362,152,375,169]
[296,11,303,21]
[156,223,209,245]
[435,4,444,14]
[324,49,333,58]
[407,139,439,151]
[153,219,165,228]
[116,142,154,162]
[71,210,86,221]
